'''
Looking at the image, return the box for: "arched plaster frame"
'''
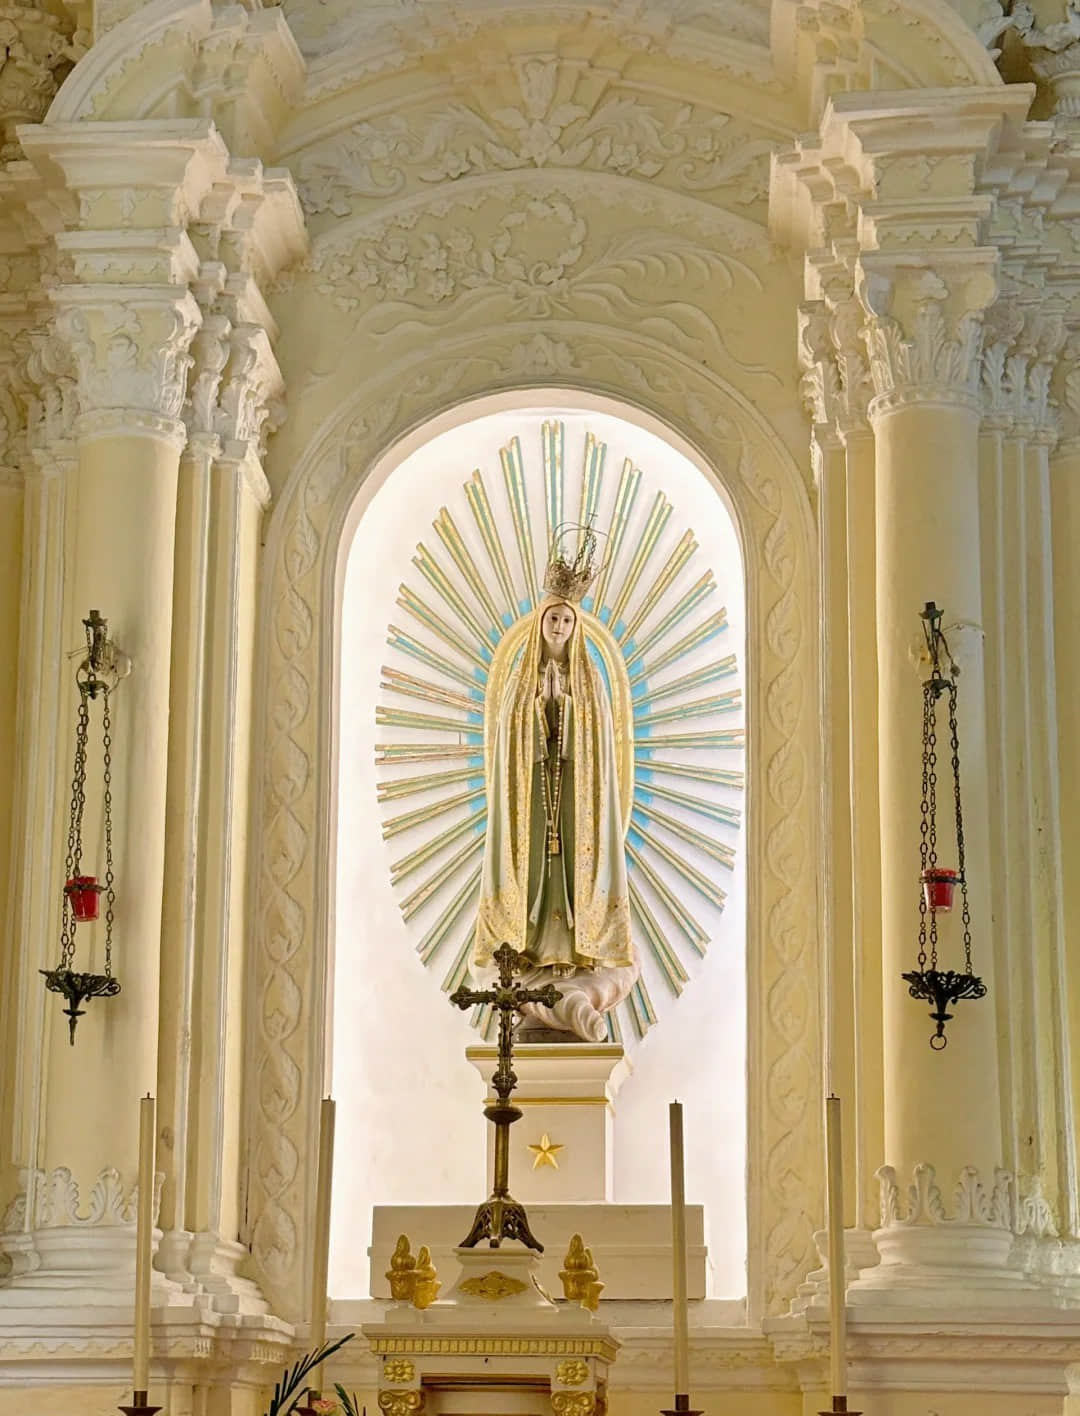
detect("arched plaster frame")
[45,0,1000,134]
[245,321,821,1325]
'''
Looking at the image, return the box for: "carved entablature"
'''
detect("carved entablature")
[13,122,304,450]
[772,86,1080,438]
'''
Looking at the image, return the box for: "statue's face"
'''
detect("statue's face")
[541,601,576,657]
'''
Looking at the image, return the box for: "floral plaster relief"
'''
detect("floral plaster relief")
[294,55,779,222]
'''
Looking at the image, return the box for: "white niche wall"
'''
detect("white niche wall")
[330,400,747,1298]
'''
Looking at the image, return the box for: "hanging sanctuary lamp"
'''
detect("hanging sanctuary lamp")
[901,601,986,1049]
[41,610,126,1043]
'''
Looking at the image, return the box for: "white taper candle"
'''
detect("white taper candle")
[826,1094,847,1400]
[310,1096,336,1352]
[669,1100,690,1396]
[133,1094,155,1395]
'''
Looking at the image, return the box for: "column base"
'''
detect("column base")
[849,1220,1026,1305]
[187,1232,272,1315]
[0,1224,194,1310]
[841,1163,1080,1309]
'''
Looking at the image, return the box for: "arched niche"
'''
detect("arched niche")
[246,341,821,1325]
[330,397,748,1300]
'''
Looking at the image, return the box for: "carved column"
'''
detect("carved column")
[979,301,1076,1247]
[152,167,302,1313]
[0,328,77,1277]
[157,284,288,1317]
[798,282,882,1239]
[860,263,1007,1254]
[2,122,218,1301]
[773,87,1054,1298]
[1049,350,1080,1245]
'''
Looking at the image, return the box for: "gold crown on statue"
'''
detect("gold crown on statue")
[543,521,606,604]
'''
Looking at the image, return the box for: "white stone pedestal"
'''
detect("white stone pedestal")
[363,1245,617,1416]
[465,1043,630,1203]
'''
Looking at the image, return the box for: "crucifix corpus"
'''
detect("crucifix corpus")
[450,942,560,1250]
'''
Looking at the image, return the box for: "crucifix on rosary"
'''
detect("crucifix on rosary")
[450,942,560,1251]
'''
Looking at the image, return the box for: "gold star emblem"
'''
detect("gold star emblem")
[527,1133,564,1169]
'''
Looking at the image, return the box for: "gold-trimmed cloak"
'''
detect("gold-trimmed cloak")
[474,599,633,971]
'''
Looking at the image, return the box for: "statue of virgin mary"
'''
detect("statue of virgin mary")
[473,531,638,1042]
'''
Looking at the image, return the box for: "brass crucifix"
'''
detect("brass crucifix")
[450,942,560,1251]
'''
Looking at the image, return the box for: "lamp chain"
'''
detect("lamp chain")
[101,685,115,979]
[60,689,91,972]
[917,680,940,971]
[946,676,974,975]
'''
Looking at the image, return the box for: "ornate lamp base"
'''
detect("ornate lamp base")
[818,1398,861,1415]
[459,1190,545,1251]
[41,967,121,1043]
[119,1392,161,1416]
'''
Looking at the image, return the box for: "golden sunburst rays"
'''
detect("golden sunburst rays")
[375,420,744,1041]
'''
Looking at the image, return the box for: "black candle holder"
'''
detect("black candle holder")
[661,1395,702,1416]
[818,1398,861,1415]
[119,1391,161,1416]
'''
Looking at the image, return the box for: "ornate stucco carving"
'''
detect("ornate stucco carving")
[52,294,201,427]
[859,265,996,412]
[295,58,777,221]
[877,1162,1061,1238]
[0,0,78,159]
[301,187,766,377]
[981,298,1066,436]
[1,1165,163,1229]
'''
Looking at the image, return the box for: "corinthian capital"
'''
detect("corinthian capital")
[52,287,201,440]
[982,299,1066,438]
[797,291,873,436]
[858,259,998,415]
[0,1,76,160]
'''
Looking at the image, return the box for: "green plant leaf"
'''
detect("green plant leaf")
[264,1333,355,1416]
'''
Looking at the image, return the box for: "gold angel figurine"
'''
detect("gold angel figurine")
[386,1233,417,1302]
[412,1245,440,1310]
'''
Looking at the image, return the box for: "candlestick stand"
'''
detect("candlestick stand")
[119,1392,161,1416]
[661,1395,702,1416]
[818,1398,861,1414]
[449,943,559,1250]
